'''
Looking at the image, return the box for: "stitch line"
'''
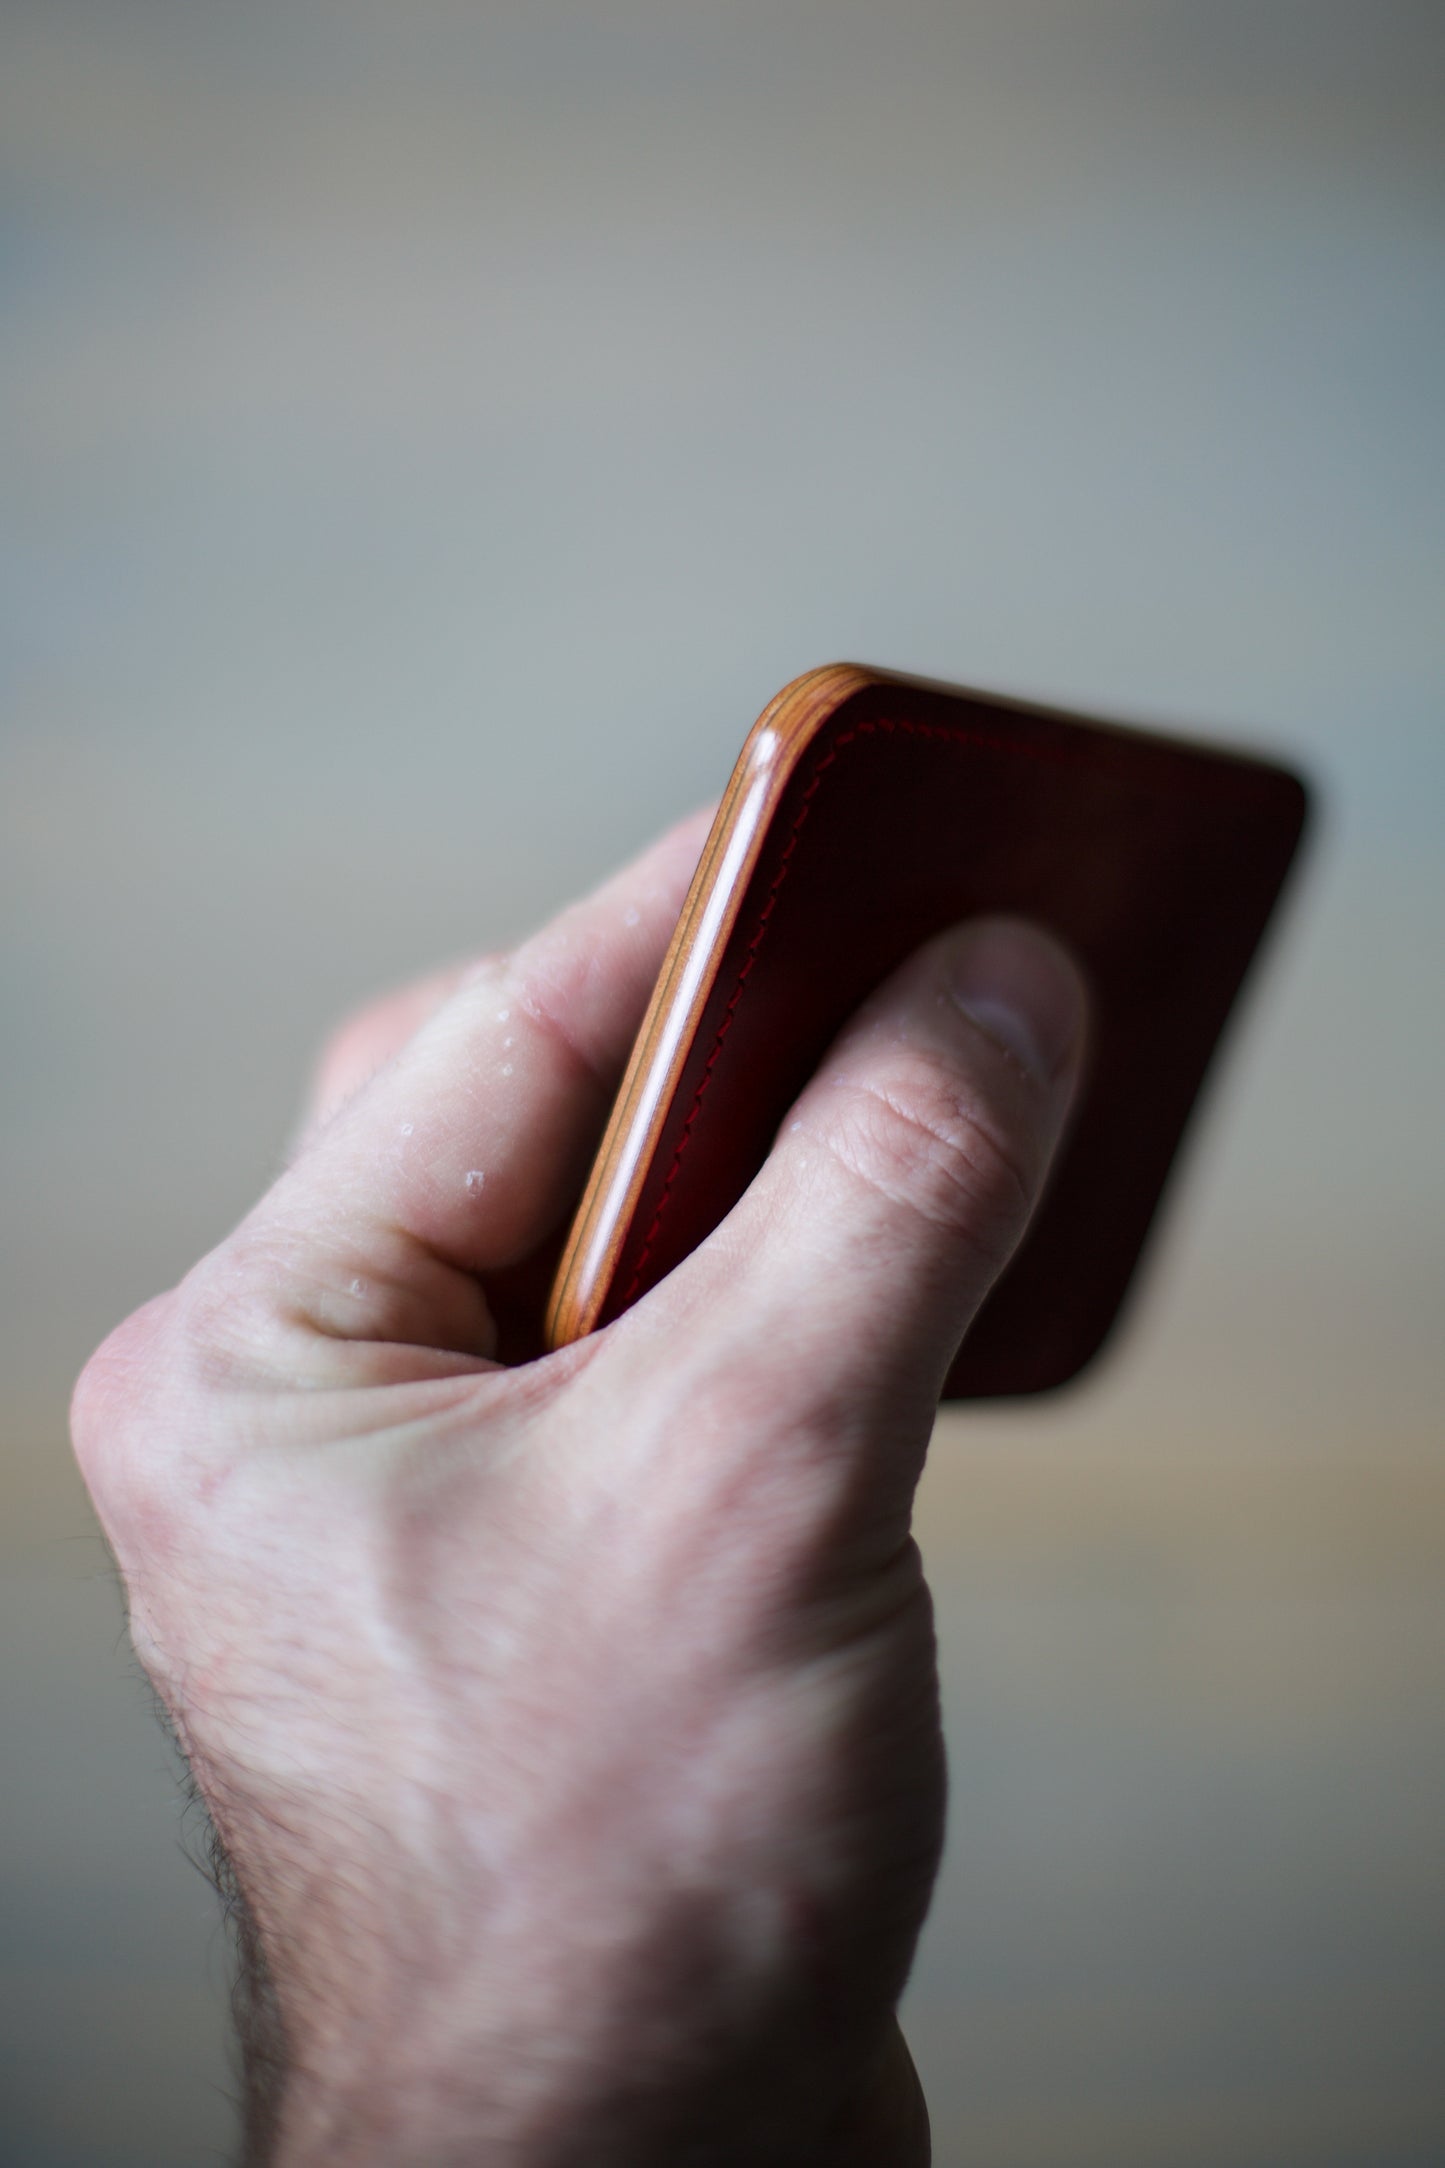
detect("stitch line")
[616,710,1264,1305]
[618,716,1035,1303]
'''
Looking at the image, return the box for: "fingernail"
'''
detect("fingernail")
[946,920,1085,1085]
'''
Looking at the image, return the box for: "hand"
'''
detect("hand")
[72,812,1087,2166]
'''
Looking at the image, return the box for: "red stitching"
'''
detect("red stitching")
[617,710,1265,1303]
[619,716,1038,1302]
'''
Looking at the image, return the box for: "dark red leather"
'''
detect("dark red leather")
[594,677,1309,1395]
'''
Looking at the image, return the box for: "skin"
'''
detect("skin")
[71,810,1087,2166]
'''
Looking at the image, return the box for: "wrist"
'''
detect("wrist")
[251,1944,922,2168]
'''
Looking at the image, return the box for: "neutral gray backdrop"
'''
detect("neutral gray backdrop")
[3,5,1443,2163]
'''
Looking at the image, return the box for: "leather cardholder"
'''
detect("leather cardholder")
[546,664,1309,1396]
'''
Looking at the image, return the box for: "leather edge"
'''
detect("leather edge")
[543,664,878,1349]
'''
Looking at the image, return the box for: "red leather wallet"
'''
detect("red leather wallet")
[546,664,1309,1395]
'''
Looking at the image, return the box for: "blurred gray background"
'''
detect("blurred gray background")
[3,3,1443,2163]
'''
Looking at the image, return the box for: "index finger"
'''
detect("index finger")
[222,810,714,1360]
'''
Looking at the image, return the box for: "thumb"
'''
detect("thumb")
[641,918,1088,1433]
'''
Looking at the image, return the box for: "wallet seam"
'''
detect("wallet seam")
[619,707,1281,1307]
[620,716,1053,1303]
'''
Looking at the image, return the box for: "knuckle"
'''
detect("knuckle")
[311,953,503,1114]
[499,948,612,1098]
[71,1263,261,1522]
[168,1249,273,1381]
[70,1292,183,1514]
[819,1056,1039,1269]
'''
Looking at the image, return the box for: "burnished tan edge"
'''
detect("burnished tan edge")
[544,663,877,1349]
[545,662,1309,1352]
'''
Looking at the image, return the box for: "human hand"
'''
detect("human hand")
[72,811,1086,2166]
